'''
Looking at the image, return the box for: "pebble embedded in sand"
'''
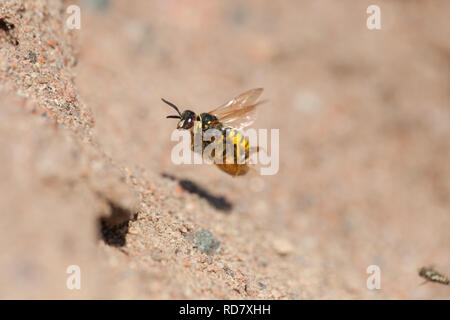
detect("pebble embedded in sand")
[272,238,295,256]
[188,230,220,255]
[151,248,163,262]
[26,51,37,64]
[271,289,282,299]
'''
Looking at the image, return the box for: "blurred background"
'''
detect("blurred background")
[1,0,449,298]
[77,0,450,297]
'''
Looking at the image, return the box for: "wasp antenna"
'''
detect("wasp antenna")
[161,98,182,116]
[166,115,181,119]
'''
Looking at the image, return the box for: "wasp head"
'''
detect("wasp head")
[163,98,196,130]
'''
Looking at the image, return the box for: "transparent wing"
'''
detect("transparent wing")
[208,88,264,130]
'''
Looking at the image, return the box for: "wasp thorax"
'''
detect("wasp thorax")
[177,110,196,130]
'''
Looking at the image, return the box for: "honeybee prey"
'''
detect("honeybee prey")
[419,266,450,285]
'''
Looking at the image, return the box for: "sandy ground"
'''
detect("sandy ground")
[0,0,449,299]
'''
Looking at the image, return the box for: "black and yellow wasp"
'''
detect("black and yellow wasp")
[163,88,264,176]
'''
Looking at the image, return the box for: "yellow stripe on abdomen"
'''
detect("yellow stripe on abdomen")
[226,129,249,162]
[193,121,202,135]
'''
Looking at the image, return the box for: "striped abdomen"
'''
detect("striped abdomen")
[191,120,251,176]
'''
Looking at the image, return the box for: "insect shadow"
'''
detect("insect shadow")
[162,173,233,213]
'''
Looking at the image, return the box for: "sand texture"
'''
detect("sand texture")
[0,0,449,299]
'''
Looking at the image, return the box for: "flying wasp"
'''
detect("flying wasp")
[418,266,450,285]
[163,88,264,176]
